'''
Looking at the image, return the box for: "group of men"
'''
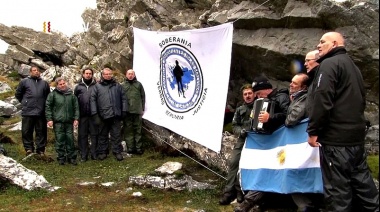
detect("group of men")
[15,66,145,165]
[11,31,379,211]
[220,32,379,212]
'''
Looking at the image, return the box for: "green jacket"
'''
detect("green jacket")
[232,102,254,138]
[122,78,145,114]
[45,89,79,123]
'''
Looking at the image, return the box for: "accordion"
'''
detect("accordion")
[250,98,272,132]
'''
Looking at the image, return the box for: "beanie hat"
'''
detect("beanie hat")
[252,75,272,92]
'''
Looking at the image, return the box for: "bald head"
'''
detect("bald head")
[317,32,345,57]
[323,32,345,46]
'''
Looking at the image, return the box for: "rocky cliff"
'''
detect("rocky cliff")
[0,0,378,172]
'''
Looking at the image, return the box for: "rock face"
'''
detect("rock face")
[0,154,59,192]
[0,100,17,117]
[0,0,378,173]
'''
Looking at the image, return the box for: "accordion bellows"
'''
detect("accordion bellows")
[250,98,272,132]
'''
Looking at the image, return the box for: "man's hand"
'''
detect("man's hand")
[258,111,270,123]
[240,129,247,138]
[47,121,53,128]
[73,120,78,127]
[307,135,320,147]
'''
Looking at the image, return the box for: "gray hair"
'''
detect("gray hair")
[55,77,66,84]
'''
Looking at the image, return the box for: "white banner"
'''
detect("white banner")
[133,23,233,152]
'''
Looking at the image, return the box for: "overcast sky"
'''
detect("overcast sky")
[0,0,97,53]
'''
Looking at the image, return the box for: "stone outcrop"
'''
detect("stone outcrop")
[0,100,17,117]
[0,0,378,173]
[0,154,59,192]
[129,161,215,191]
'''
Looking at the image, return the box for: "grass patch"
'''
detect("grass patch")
[367,155,379,180]
[0,128,233,211]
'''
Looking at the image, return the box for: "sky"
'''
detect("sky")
[0,0,97,53]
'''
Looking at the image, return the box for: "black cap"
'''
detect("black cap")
[252,75,273,92]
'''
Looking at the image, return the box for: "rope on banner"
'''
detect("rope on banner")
[232,0,270,23]
[142,126,227,180]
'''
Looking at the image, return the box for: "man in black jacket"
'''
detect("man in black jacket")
[304,50,320,87]
[307,32,379,211]
[15,65,50,156]
[235,76,290,212]
[74,68,98,161]
[90,68,128,161]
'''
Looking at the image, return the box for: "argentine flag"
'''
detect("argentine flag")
[239,119,323,194]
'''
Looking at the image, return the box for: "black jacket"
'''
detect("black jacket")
[263,88,290,133]
[90,78,128,120]
[74,78,97,117]
[307,47,366,145]
[15,76,50,116]
[285,90,307,127]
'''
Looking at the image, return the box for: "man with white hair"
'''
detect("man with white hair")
[122,69,146,155]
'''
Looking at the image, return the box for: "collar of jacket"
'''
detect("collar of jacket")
[99,78,116,85]
[244,100,254,109]
[55,88,72,95]
[80,77,96,86]
[125,77,137,83]
[317,46,347,63]
[28,76,41,80]
[267,88,289,99]
[291,90,307,100]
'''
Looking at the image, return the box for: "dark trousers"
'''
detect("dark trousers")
[97,117,122,155]
[21,116,47,154]
[320,144,379,212]
[123,113,143,151]
[53,122,76,161]
[291,193,323,211]
[77,116,98,159]
[224,138,244,193]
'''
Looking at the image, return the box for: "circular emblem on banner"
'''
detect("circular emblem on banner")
[160,44,203,113]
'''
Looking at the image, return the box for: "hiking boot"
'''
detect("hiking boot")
[234,200,254,212]
[69,159,78,165]
[58,159,65,165]
[91,155,97,160]
[26,150,33,156]
[97,154,107,160]
[127,149,136,154]
[219,192,237,205]
[115,153,123,161]
[135,149,144,155]
[80,157,87,162]
[237,190,245,203]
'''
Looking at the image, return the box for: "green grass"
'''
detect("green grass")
[367,155,379,180]
[0,128,234,212]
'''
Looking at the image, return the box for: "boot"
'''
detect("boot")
[237,190,245,203]
[234,200,254,212]
[219,191,237,205]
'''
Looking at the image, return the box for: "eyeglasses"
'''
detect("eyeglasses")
[305,59,316,62]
